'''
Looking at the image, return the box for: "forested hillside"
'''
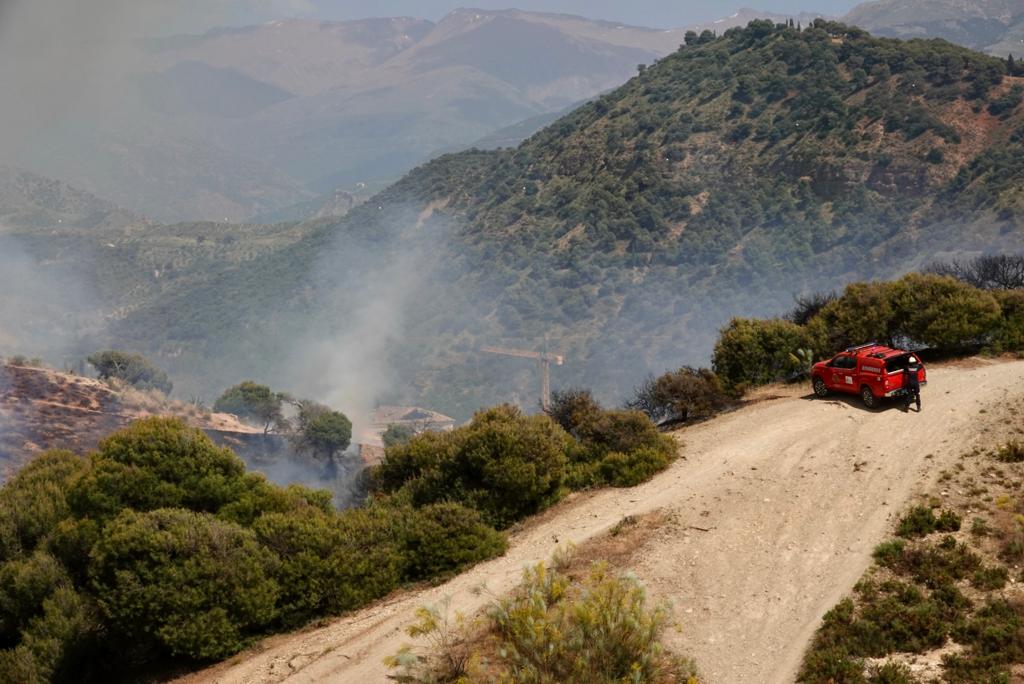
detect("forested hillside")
[64,21,1024,415]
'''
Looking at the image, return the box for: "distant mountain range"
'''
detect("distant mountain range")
[844,0,1024,57]
[15,10,692,223]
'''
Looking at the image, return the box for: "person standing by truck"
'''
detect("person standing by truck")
[903,356,922,411]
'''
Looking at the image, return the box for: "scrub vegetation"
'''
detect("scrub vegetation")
[386,553,699,684]
[799,418,1024,682]
[0,419,506,682]
[0,388,675,681]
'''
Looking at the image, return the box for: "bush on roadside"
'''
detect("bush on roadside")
[713,318,820,390]
[996,440,1024,463]
[546,391,678,489]
[400,502,507,582]
[626,367,732,424]
[388,560,699,684]
[373,405,571,529]
[896,506,961,538]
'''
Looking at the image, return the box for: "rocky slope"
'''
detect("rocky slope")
[0,363,282,481]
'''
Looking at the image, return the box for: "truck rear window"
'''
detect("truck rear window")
[885,354,912,373]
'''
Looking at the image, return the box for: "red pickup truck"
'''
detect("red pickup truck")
[811,343,926,408]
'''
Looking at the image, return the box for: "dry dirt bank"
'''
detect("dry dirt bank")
[179,358,1024,684]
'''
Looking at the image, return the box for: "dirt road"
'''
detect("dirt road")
[180,358,1024,684]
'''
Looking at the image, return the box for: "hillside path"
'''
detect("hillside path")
[179,359,1024,684]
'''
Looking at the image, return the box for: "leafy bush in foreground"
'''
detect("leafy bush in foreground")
[388,561,698,684]
[90,508,279,660]
[0,418,507,681]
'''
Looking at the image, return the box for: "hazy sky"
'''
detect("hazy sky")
[304,1,865,27]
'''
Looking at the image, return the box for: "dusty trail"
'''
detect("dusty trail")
[180,359,1024,684]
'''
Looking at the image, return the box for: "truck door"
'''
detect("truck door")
[830,354,857,390]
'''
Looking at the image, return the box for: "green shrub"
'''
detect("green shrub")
[489,563,697,682]
[252,504,406,624]
[391,561,698,684]
[89,508,279,660]
[86,351,172,394]
[0,586,96,684]
[546,388,604,436]
[0,550,71,644]
[400,502,506,581]
[547,394,677,489]
[817,581,955,659]
[875,539,982,589]
[896,506,961,538]
[713,318,820,390]
[809,281,898,351]
[0,451,85,561]
[374,405,571,528]
[798,644,866,683]
[867,661,918,683]
[947,599,1024,681]
[807,274,1003,353]
[626,367,731,424]
[596,447,673,488]
[995,441,1024,463]
[872,540,906,566]
[971,565,1009,591]
[382,424,416,448]
[69,417,248,520]
[890,274,1002,349]
[291,402,352,460]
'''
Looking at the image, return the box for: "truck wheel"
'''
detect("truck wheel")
[813,377,828,397]
[861,385,877,409]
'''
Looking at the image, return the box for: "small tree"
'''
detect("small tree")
[292,402,352,460]
[545,388,603,437]
[213,381,285,433]
[86,351,172,395]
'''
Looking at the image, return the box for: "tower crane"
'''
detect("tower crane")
[480,345,564,410]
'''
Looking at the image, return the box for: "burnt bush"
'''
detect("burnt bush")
[786,291,837,326]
